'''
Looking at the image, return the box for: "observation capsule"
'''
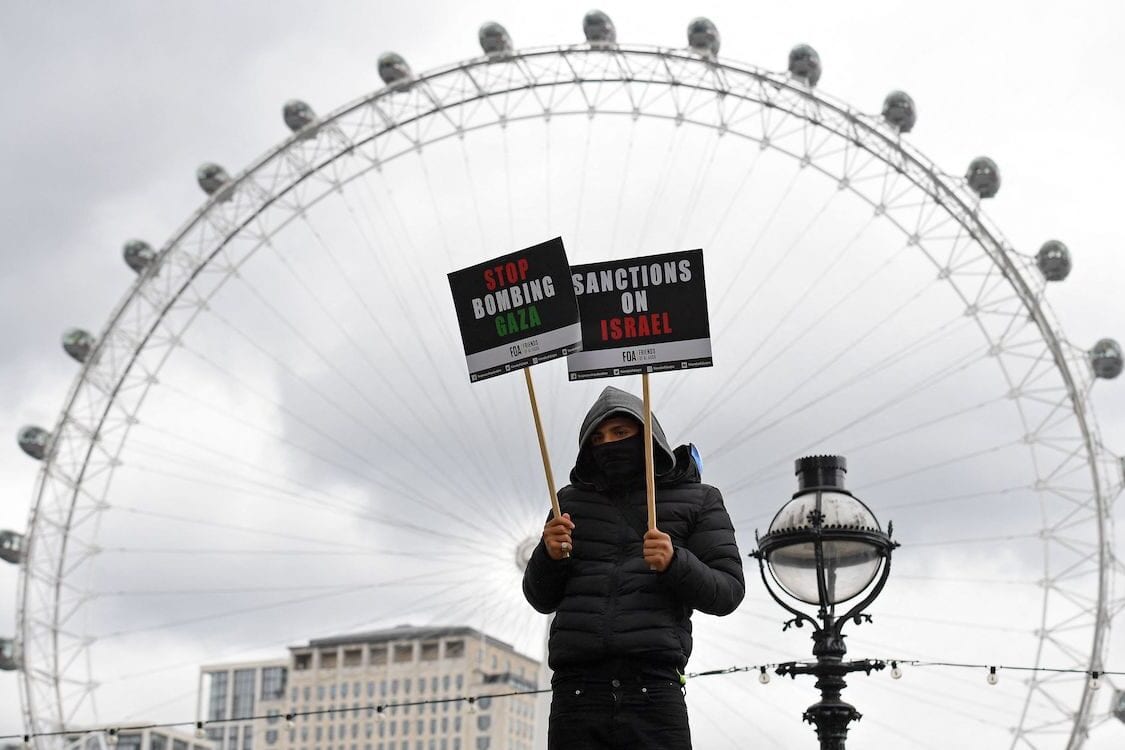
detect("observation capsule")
[1036,240,1071,281]
[62,328,96,363]
[882,90,916,133]
[583,10,616,45]
[283,99,317,133]
[18,426,51,461]
[966,156,1000,199]
[196,163,232,199]
[1090,338,1123,379]
[0,638,17,671]
[788,44,821,86]
[687,17,720,57]
[478,22,512,55]
[0,530,24,565]
[122,239,156,274]
[378,52,413,86]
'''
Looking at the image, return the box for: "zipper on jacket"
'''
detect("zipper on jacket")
[604,488,630,653]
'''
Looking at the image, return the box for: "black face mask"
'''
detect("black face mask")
[590,433,646,487]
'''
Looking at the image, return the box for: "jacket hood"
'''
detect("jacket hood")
[571,385,698,489]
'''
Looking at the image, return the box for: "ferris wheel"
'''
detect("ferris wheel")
[7,11,1124,749]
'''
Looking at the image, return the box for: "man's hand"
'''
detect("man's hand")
[644,528,674,572]
[543,513,575,560]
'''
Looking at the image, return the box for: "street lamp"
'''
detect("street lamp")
[752,455,898,750]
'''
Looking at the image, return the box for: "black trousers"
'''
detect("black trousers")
[548,673,692,749]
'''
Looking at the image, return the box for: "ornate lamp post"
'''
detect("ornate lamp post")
[752,455,898,750]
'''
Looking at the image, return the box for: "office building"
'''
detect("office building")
[201,625,538,750]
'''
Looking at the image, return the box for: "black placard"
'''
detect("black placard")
[567,249,712,380]
[448,237,581,382]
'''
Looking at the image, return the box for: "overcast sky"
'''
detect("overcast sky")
[2,1,1124,748]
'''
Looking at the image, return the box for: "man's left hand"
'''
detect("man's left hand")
[643,529,674,572]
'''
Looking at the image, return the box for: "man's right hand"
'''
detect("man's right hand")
[543,513,575,560]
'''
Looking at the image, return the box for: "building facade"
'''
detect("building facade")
[201,626,538,750]
[200,658,290,750]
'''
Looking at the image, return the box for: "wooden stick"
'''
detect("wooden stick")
[643,371,656,530]
[524,367,562,520]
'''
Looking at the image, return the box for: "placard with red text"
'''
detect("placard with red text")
[567,249,712,380]
[447,237,581,382]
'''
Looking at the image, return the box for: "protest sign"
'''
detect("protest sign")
[566,249,713,531]
[447,237,581,382]
[567,249,712,380]
[448,237,580,525]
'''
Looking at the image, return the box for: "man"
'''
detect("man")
[522,385,744,749]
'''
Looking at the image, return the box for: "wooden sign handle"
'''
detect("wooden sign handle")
[524,368,563,520]
[643,371,656,531]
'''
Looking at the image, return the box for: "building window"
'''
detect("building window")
[393,645,413,664]
[442,676,449,693]
[420,643,438,662]
[430,678,438,694]
[228,727,239,750]
[243,728,254,750]
[295,653,312,671]
[204,730,222,746]
[331,685,337,700]
[454,676,463,691]
[174,741,189,750]
[344,649,362,668]
[208,672,229,721]
[476,697,491,711]
[232,670,256,720]
[444,642,464,659]
[262,667,287,700]
[368,682,375,697]
[318,686,326,701]
[475,740,489,750]
[150,733,168,750]
[116,734,142,750]
[391,680,399,695]
[476,716,490,732]
[370,646,387,666]
[322,650,338,670]
[265,731,278,747]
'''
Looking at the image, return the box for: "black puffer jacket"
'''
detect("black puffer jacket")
[522,386,745,671]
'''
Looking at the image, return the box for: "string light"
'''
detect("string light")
[3,661,1122,743]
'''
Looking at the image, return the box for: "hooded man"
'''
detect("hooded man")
[522,385,745,749]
